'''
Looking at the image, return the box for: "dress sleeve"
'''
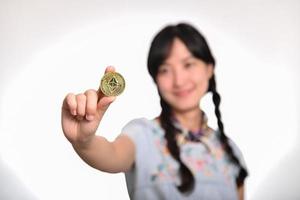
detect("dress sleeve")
[228,138,248,182]
[121,118,146,146]
[229,139,247,168]
[121,118,151,169]
[120,118,153,194]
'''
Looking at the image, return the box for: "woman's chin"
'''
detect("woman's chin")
[172,103,200,113]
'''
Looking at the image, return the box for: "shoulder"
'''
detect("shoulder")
[214,130,244,156]
[227,138,243,158]
[214,130,247,166]
[227,136,248,170]
[121,117,158,142]
[120,118,158,166]
[121,118,153,132]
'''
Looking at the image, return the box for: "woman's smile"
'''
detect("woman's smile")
[173,87,194,98]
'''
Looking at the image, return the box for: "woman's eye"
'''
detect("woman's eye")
[158,67,169,74]
[184,62,194,68]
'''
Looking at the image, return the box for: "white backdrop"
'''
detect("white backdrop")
[0,1,299,199]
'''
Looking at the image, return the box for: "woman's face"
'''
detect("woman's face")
[156,38,214,113]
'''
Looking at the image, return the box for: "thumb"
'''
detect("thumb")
[96,96,116,117]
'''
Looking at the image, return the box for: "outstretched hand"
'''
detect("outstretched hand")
[61,66,116,146]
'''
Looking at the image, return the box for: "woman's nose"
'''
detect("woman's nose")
[173,69,187,88]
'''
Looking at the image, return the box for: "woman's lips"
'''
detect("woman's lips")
[173,88,193,97]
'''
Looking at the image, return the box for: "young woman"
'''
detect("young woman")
[61,23,248,200]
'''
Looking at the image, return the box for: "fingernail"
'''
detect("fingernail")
[86,115,94,121]
[108,66,115,71]
[72,110,77,115]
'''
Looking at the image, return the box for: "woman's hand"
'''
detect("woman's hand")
[61,66,116,147]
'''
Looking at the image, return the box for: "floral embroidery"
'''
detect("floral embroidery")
[150,127,178,183]
[214,145,224,160]
[149,118,236,185]
[150,160,178,183]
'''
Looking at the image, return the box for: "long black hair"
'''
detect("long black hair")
[147,23,248,194]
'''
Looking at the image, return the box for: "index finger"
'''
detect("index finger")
[105,66,115,73]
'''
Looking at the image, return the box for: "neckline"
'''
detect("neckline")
[150,116,215,141]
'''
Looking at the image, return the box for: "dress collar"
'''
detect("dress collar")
[172,111,211,144]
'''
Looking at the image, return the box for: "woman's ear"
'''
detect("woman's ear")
[207,64,214,79]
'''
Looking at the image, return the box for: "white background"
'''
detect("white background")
[0,0,299,199]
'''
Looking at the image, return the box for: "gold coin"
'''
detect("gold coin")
[99,72,125,96]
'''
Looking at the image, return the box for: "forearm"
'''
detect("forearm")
[72,135,120,173]
[238,184,244,200]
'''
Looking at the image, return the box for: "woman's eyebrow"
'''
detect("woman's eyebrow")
[181,55,194,62]
[160,62,170,66]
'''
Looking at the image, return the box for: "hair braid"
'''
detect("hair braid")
[209,75,248,186]
[159,98,195,193]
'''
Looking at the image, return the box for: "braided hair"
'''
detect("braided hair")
[147,23,248,193]
[208,75,248,187]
